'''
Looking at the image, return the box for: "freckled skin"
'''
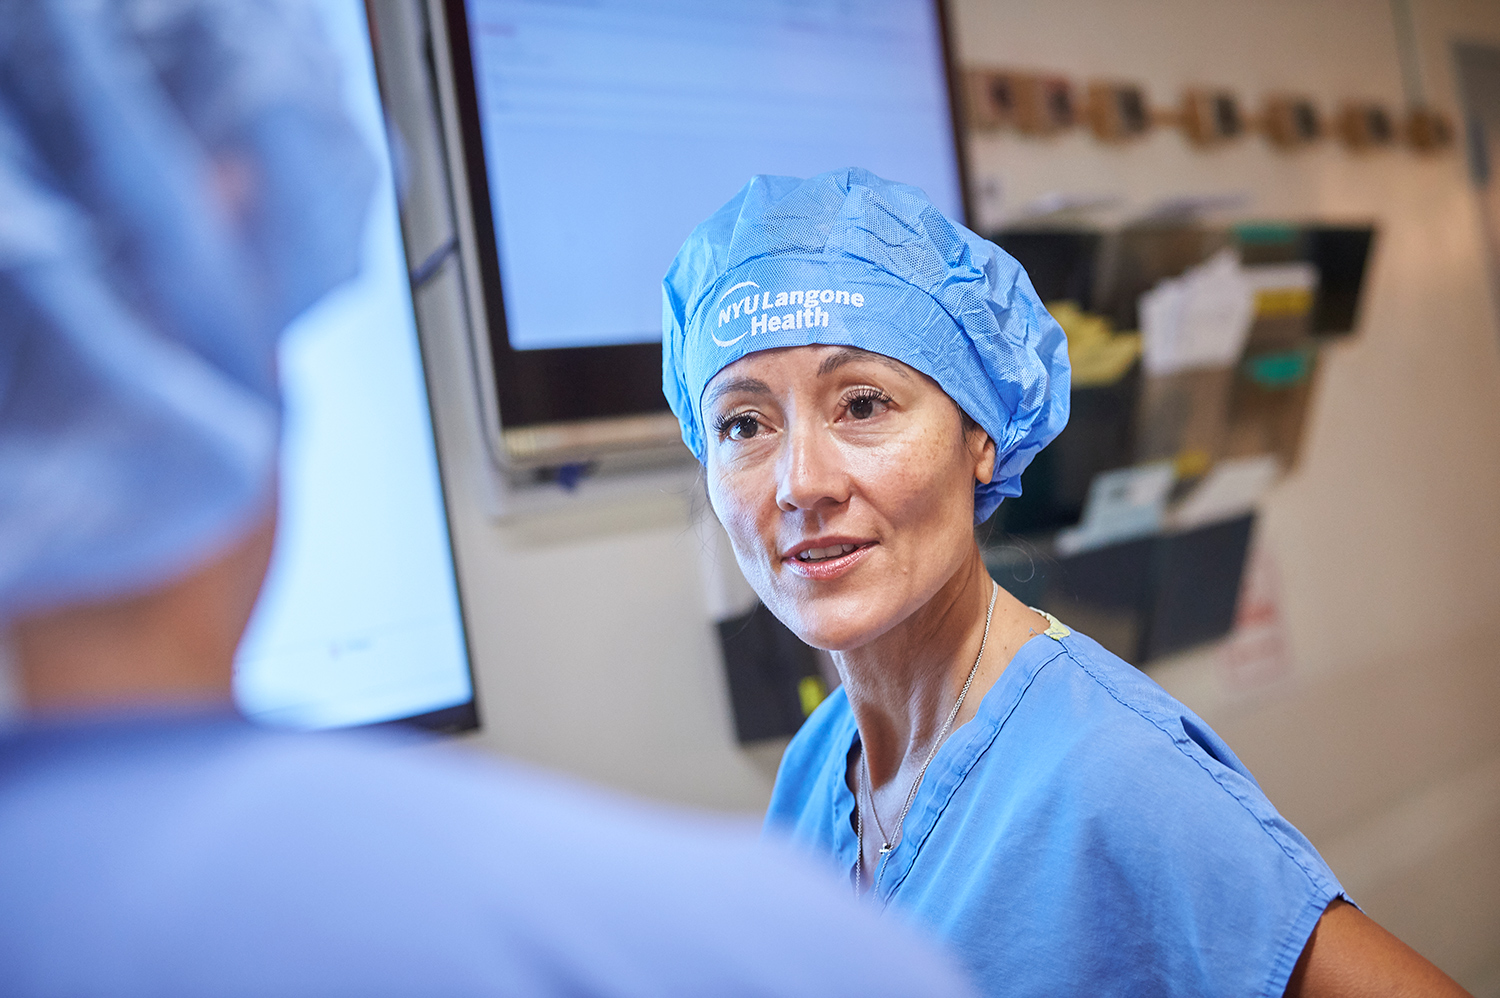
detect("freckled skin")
[704,345,988,653]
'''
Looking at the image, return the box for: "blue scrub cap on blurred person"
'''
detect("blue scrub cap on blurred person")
[662,167,1071,524]
[0,0,374,622]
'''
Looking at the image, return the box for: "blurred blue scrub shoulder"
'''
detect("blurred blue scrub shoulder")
[0,0,375,622]
[661,167,1071,523]
[0,709,977,997]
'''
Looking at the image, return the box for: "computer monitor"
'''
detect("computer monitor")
[232,0,477,732]
[432,0,969,465]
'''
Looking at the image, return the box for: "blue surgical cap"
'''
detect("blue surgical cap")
[662,168,1071,523]
[0,0,374,621]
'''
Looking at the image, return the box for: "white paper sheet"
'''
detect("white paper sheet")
[1168,454,1282,531]
[1055,461,1176,555]
[1139,248,1256,376]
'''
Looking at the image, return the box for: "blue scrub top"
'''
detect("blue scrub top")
[765,626,1346,997]
[0,709,973,998]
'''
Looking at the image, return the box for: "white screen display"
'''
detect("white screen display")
[232,0,474,730]
[464,0,963,351]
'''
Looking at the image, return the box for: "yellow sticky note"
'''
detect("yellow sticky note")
[1254,287,1313,318]
[797,676,828,717]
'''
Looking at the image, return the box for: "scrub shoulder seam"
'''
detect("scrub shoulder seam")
[1060,638,1339,896]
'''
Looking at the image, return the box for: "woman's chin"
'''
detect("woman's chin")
[774,603,894,654]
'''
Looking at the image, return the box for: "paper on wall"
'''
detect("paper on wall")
[1167,454,1281,531]
[1139,248,1256,376]
[1055,461,1176,555]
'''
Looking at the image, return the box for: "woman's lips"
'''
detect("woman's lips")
[781,541,876,581]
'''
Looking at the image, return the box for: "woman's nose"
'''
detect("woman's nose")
[774,419,850,512]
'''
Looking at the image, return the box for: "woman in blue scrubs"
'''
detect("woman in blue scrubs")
[662,168,1469,997]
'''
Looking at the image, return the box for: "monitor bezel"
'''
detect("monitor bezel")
[342,1,480,734]
[433,0,973,465]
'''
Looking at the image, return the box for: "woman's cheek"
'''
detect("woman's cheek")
[848,426,940,506]
[710,473,771,573]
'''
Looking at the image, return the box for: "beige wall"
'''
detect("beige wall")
[398,0,1500,989]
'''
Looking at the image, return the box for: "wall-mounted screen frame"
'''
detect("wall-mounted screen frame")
[427,0,972,468]
[232,0,478,734]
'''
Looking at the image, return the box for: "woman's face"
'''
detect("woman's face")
[704,345,995,651]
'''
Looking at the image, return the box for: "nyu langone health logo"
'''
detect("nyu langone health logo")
[711,281,865,347]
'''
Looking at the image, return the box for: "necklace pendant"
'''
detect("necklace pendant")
[878,843,893,856]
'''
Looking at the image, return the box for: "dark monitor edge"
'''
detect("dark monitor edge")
[374,699,481,735]
[363,4,485,737]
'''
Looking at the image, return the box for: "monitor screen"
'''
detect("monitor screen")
[232,0,477,732]
[442,0,967,432]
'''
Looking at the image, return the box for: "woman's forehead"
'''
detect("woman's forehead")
[708,345,917,387]
[701,345,937,418]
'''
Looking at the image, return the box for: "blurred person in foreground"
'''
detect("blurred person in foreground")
[0,4,975,996]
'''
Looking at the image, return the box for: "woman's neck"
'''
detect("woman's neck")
[833,548,1047,788]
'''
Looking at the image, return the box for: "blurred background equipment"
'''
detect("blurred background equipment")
[961,60,1458,157]
[1085,81,1153,142]
[964,68,1078,136]
[1337,101,1399,149]
[717,607,829,743]
[1180,88,1246,146]
[1405,107,1455,151]
[985,219,1375,666]
[1010,72,1078,135]
[964,67,1016,130]
[1260,94,1323,149]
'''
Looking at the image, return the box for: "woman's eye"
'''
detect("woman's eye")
[844,391,890,421]
[724,414,760,441]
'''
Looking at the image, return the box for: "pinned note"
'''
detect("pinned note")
[1055,461,1176,555]
[1139,249,1256,376]
[1168,454,1281,531]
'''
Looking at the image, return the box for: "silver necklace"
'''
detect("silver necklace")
[855,580,999,896]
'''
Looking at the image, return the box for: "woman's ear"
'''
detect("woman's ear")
[969,427,997,486]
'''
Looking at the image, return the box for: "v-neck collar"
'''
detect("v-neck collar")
[829,628,1072,904]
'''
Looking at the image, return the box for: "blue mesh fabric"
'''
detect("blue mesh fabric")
[662,168,1070,523]
[0,0,373,621]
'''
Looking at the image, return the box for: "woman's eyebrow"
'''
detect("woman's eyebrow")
[817,347,913,379]
[705,376,772,409]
